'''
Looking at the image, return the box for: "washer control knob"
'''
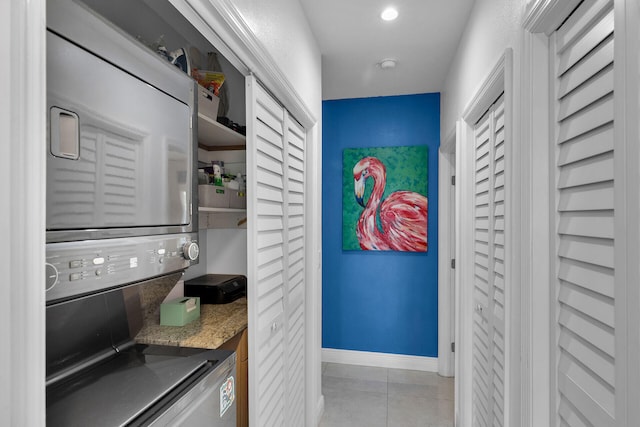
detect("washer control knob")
[182,242,199,261]
[45,263,59,291]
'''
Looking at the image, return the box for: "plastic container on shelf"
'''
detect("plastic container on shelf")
[198,185,229,208]
[229,190,246,209]
[197,84,220,121]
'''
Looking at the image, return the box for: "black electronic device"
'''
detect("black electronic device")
[184,274,247,304]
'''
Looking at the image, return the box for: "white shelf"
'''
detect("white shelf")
[199,207,246,213]
[198,206,247,229]
[197,113,246,150]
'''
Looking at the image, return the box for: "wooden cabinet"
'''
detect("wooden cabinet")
[220,328,248,427]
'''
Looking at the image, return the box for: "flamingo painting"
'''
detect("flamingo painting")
[352,155,428,252]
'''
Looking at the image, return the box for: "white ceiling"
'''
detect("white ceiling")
[299,0,475,100]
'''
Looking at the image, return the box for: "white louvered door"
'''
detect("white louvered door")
[472,95,506,427]
[246,75,306,427]
[490,98,506,427]
[550,0,617,425]
[473,109,492,427]
[284,117,306,427]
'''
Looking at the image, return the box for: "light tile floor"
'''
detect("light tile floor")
[319,362,454,427]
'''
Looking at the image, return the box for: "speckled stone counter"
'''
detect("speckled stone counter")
[134,277,247,349]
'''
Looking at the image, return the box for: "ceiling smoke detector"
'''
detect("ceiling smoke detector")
[379,59,397,69]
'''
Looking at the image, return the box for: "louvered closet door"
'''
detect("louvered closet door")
[247,77,286,427]
[551,0,616,425]
[473,110,492,427]
[491,98,506,427]
[284,116,306,427]
[472,94,506,427]
[246,75,306,427]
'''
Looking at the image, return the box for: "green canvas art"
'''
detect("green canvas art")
[342,145,428,252]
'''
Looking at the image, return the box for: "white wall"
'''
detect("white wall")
[441,0,523,136]
[229,0,322,120]
[206,229,249,274]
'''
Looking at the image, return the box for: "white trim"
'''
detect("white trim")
[455,119,473,427]
[615,0,639,423]
[461,52,508,124]
[621,1,640,422]
[305,122,323,427]
[613,0,629,420]
[165,0,249,75]
[523,0,583,35]
[503,48,520,427]
[2,0,47,424]
[442,126,457,154]
[322,348,439,372]
[437,128,456,378]
[519,27,552,427]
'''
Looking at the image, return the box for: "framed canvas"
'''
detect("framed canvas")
[342,145,428,252]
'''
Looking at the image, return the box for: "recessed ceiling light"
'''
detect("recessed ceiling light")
[381,7,398,21]
[379,59,397,69]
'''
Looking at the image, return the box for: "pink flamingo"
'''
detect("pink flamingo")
[353,156,428,252]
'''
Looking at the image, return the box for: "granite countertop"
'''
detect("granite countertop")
[135,297,247,350]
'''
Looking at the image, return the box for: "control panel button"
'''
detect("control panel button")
[157,249,166,255]
[69,260,83,268]
[158,258,164,264]
[95,269,103,276]
[69,272,82,281]
[93,257,105,265]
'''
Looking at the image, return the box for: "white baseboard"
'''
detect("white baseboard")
[322,348,438,372]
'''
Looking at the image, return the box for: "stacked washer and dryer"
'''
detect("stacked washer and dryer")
[45,0,236,425]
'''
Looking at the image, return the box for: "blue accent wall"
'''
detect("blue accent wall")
[322,93,440,357]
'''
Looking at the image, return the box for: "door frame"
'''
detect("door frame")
[438,128,456,378]
[2,0,47,424]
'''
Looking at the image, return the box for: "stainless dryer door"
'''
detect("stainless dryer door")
[46,31,192,235]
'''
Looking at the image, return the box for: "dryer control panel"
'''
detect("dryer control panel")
[46,234,198,304]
